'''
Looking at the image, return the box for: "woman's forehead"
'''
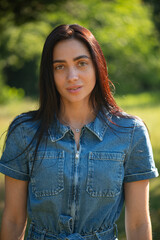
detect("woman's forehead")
[53,38,91,60]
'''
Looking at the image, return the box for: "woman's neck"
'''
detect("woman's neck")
[59,102,96,128]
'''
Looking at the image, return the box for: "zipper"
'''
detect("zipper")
[71,149,80,220]
[75,150,80,162]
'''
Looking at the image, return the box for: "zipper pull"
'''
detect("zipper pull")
[75,151,79,159]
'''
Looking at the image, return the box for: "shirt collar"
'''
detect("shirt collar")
[85,111,112,141]
[48,112,112,142]
[48,119,70,142]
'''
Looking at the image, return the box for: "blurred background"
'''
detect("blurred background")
[0,0,160,239]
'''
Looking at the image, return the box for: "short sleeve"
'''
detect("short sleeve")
[0,120,30,181]
[124,119,159,182]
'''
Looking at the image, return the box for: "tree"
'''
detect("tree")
[0,0,160,99]
[143,0,160,35]
[0,0,67,25]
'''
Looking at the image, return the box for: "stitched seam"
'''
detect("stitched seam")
[0,163,29,176]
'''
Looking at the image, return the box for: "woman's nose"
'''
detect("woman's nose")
[67,67,78,81]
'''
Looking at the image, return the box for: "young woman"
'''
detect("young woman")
[0,24,158,240]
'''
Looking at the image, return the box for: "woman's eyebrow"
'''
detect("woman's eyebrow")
[53,55,90,64]
[52,59,65,64]
[73,55,90,61]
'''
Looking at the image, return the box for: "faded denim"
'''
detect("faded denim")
[0,112,158,240]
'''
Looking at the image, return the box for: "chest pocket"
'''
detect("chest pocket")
[29,151,64,198]
[86,152,124,198]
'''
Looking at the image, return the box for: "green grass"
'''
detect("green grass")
[0,98,38,230]
[116,92,160,240]
[0,92,160,239]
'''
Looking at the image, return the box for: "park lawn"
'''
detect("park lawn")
[0,98,38,228]
[115,92,160,239]
[0,92,160,239]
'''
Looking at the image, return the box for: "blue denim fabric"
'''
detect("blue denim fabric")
[0,112,158,240]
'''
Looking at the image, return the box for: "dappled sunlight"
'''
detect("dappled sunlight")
[115,91,160,109]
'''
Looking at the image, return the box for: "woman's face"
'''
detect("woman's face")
[52,38,96,107]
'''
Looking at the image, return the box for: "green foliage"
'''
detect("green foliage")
[0,0,160,101]
[85,0,160,93]
[0,19,52,96]
[0,84,24,104]
[0,0,68,25]
[143,0,160,34]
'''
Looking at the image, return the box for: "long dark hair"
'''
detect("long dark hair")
[37,24,123,128]
[4,24,127,170]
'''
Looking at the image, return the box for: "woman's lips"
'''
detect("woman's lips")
[66,85,82,93]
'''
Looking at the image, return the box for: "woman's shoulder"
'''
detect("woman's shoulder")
[9,111,40,133]
[110,111,146,129]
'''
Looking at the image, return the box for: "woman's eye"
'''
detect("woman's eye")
[55,65,64,70]
[78,61,88,67]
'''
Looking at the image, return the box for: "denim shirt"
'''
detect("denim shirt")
[0,112,158,240]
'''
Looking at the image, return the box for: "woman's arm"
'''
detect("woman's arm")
[0,176,28,240]
[124,179,152,240]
